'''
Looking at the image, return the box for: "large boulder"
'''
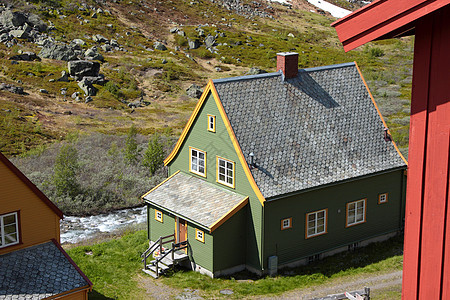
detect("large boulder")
[0,10,27,28]
[92,34,108,43]
[10,51,40,61]
[188,39,201,49]
[38,43,78,61]
[205,35,216,48]
[26,13,47,32]
[186,84,203,99]
[84,46,104,61]
[246,67,267,75]
[78,78,97,96]
[0,83,26,95]
[153,41,167,51]
[68,60,100,80]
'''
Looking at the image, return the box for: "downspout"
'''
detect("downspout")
[261,204,265,272]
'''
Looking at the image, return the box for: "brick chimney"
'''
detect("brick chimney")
[277,52,299,79]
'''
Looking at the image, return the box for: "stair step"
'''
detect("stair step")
[150,256,174,266]
[142,268,158,279]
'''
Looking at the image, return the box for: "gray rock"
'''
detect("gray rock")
[10,51,40,61]
[101,44,112,52]
[38,43,78,61]
[84,46,104,61]
[246,67,267,75]
[92,34,108,43]
[39,89,48,93]
[161,59,168,64]
[153,42,167,51]
[0,83,26,95]
[198,28,205,37]
[205,35,216,48]
[82,74,107,85]
[215,66,222,72]
[0,33,10,42]
[9,29,29,39]
[26,13,47,32]
[177,30,185,36]
[68,60,100,79]
[78,78,97,96]
[170,27,178,33]
[186,84,202,98]
[0,10,26,28]
[287,33,295,38]
[57,70,69,82]
[71,39,86,46]
[110,39,119,47]
[85,96,93,103]
[91,12,97,19]
[71,92,80,99]
[188,39,201,49]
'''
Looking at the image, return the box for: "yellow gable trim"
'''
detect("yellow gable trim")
[210,82,266,206]
[354,61,408,166]
[209,197,249,233]
[164,82,214,166]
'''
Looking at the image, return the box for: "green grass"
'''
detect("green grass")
[67,231,404,299]
[66,230,149,299]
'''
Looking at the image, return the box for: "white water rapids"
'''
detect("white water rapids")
[60,206,147,244]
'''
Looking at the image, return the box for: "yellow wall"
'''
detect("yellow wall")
[0,160,60,255]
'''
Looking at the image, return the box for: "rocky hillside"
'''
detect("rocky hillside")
[0,0,412,157]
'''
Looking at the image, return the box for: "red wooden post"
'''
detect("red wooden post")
[403,6,450,298]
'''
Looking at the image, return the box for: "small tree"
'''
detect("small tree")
[123,125,140,165]
[53,144,80,197]
[143,133,164,175]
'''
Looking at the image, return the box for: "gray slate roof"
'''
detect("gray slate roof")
[213,62,406,199]
[0,241,90,299]
[143,172,247,228]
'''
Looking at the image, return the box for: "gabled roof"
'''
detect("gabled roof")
[0,152,63,219]
[142,171,248,232]
[214,62,406,199]
[331,0,450,51]
[165,62,406,200]
[0,240,92,298]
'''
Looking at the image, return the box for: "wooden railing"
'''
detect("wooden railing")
[141,233,190,277]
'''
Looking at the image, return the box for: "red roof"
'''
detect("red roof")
[0,152,64,219]
[331,0,450,51]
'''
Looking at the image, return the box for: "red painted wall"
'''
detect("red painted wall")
[402,5,450,299]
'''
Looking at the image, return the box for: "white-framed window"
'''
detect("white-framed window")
[155,210,163,223]
[207,115,216,132]
[195,229,205,243]
[190,147,206,177]
[217,157,234,188]
[378,193,388,204]
[346,199,366,227]
[306,209,327,238]
[281,217,292,230]
[0,212,19,248]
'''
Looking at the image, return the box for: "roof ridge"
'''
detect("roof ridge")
[302,61,355,72]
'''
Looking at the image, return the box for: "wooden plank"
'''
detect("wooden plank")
[442,131,450,300]
[331,0,450,51]
[400,12,433,300]
[418,6,450,298]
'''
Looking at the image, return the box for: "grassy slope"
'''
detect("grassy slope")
[0,0,412,157]
[66,230,403,299]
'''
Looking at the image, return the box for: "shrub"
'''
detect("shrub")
[143,133,164,175]
[123,125,140,165]
[368,47,385,58]
[53,143,80,197]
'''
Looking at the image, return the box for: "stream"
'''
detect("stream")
[60,206,147,244]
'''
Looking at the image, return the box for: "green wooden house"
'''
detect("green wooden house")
[141,53,408,278]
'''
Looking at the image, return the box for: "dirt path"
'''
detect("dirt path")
[254,270,403,299]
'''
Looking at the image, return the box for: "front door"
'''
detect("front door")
[176,217,187,243]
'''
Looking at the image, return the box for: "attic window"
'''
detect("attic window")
[195,229,205,243]
[217,157,235,188]
[281,217,292,230]
[378,193,388,204]
[155,210,163,223]
[208,115,216,132]
[190,147,206,177]
[0,212,19,248]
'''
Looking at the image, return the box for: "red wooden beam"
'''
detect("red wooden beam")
[331,0,450,52]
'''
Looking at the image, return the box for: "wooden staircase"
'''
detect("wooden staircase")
[141,233,189,278]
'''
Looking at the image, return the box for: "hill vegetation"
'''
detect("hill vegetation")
[1,0,413,214]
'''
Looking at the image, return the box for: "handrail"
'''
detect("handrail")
[142,233,176,269]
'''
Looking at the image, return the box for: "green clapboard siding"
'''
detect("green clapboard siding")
[264,170,405,265]
[188,225,213,271]
[149,206,176,241]
[213,206,248,272]
[168,91,263,270]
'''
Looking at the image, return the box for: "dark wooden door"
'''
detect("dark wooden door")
[177,218,187,243]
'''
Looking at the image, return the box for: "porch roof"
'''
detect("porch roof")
[142,171,248,232]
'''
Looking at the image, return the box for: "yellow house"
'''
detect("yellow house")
[0,152,92,299]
